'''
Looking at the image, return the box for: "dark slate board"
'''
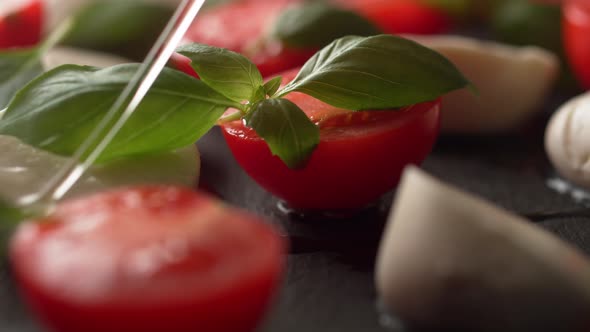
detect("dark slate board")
[1,31,588,329]
[3,97,590,332]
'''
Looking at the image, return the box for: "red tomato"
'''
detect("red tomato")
[564,0,590,89]
[0,0,43,49]
[10,186,285,332]
[334,0,452,35]
[175,0,450,78]
[174,0,315,77]
[220,69,441,210]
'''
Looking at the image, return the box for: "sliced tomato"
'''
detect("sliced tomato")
[0,0,43,49]
[10,186,285,332]
[175,0,451,78]
[564,0,590,89]
[174,0,315,78]
[334,0,452,35]
[221,69,441,210]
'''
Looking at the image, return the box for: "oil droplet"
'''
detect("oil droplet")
[376,299,406,331]
[547,176,590,205]
[276,200,379,220]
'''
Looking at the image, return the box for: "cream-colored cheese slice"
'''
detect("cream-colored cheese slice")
[0,135,200,203]
[407,35,559,134]
[546,92,590,189]
[376,166,590,331]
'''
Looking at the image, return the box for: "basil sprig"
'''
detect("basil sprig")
[0,64,238,163]
[177,44,264,102]
[277,35,469,110]
[0,35,469,169]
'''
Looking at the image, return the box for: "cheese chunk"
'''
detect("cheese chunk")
[0,135,200,203]
[376,167,590,331]
[546,92,590,189]
[408,35,559,134]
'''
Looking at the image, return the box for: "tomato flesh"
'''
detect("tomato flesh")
[221,69,441,210]
[564,0,590,89]
[10,186,285,332]
[0,0,43,49]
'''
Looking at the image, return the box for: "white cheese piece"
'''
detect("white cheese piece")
[0,135,200,203]
[42,47,129,70]
[407,35,559,134]
[545,92,590,189]
[376,166,590,331]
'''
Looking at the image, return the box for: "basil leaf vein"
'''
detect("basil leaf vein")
[264,76,283,97]
[0,64,237,163]
[177,43,264,103]
[277,34,470,110]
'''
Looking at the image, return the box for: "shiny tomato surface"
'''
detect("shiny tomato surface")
[221,69,441,210]
[564,0,590,89]
[0,0,43,49]
[10,186,285,332]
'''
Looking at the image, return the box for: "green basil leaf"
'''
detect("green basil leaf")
[491,0,563,56]
[244,98,319,169]
[177,43,264,103]
[251,85,267,104]
[423,0,474,17]
[0,199,32,255]
[0,48,43,109]
[62,1,174,60]
[271,2,381,48]
[278,34,470,110]
[264,76,283,97]
[0,64,237,163]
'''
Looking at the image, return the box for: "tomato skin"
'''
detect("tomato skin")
[221,71,441,210]
[10,186,285,332]
[0,0,43,49]
[564,0,590,90]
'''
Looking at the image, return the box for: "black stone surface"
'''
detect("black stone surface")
[1,87,588,332]
[3,0,589,328]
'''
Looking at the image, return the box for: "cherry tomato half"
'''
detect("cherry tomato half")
[221,69,441,211]
[0,0,43,49]
[175,0,451,78]
[10,186,285,332]
[564,0,590,89]
[174,0,315,78]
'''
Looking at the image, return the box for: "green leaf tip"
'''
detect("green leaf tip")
[244,98,319,169]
